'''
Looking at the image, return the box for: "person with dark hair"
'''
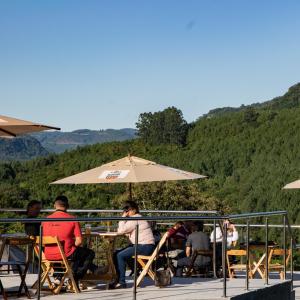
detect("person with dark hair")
[167,221,190,248]
[175,221,211,277]
[210,219,239,273]
[110,200,155,289]
[42,195,96,288]
[24,200,42,236]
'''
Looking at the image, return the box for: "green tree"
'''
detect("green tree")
[136,106,188,146]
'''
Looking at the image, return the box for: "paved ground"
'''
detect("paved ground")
[0,272,298,299]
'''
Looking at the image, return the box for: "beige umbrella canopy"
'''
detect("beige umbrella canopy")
[51,155,206,198]
[52,155,205,184]
[0,115,60,138]
[283,179,300,189]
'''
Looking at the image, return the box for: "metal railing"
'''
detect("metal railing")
[0,210,295,299]
[0,209,219,214]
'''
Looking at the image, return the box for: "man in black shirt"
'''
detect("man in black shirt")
[24,200,41,236]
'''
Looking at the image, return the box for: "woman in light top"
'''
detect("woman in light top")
[110,201,155,289]
[210,219,239,248]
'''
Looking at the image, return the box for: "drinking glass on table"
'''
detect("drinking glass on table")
[85,224,92,234]
[107,221,112,232]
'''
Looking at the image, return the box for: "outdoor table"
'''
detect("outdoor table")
[240,241,278,278]
[0,233,34,298]
[82,231,124,284]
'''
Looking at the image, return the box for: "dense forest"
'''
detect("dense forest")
[1,83,300,230]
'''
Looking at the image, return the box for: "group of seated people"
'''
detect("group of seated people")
[167,219,238,277]
[22,197,239,290]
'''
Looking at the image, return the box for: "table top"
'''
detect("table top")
[239,241,278,248]
[83,231,123,237]
[0,233,31,239]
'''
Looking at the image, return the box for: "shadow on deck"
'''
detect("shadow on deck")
[1,272,299,300]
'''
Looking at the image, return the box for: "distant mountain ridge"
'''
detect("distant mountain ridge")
[32,128,137,153]
[0,128,137,161]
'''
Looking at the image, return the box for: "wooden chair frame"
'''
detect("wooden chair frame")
[34,236,80,294]
[185,249,213,277]
[134,232,169,287]
[226,249,253,279]
[265,248,291,280]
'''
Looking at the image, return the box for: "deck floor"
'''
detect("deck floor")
[1,272,299,299]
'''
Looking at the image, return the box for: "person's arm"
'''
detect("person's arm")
[74,221,82,246]
[167,227,177,238]
[75,236,82,247]
[186,246,191,257]
[232,230,238,241]
[185,235,192,257]
[117,212,138,234]
[230,229,239,246]
[227,226,238,247]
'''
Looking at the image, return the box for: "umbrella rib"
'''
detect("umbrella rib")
[32,124,61,130]
[130,166,139,183]
[0,128,16,137]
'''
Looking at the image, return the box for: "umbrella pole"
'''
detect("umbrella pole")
[128,183,132,200]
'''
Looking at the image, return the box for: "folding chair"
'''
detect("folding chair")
[0,276,7,300]
[135,232,169,287]
[264,248,291,280]
[226,249,253,279]
[185,249,213,277]
[33,236,80,294]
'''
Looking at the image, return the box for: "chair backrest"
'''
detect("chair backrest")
[193,249,213,257]
[268,248,291,266]
[227,249,246,256]
[34,236,69,264]
[153,232,169,257]
[136,232,169,286]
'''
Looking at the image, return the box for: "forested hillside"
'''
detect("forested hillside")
[1,83,300,226]
[0,136,48,161]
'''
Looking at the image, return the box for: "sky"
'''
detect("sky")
[1,0,300,131]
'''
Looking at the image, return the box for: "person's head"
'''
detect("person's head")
[54,195,69,211]
[224,219,234,230]
[191,221,204,232]
[122,200,139,216]
[26,200,42,217]
[173,221,184,230]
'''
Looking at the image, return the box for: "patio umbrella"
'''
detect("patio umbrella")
[0,115,60,138]
[283,179,300,189]
[51,154,206,198]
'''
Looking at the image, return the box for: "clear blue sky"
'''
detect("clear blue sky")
[1,0,300,131]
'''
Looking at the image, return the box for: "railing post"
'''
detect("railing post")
[291,237,293,290]
[37,224,43,300]
[283,215,287,280]
[213,219,217,278]
[133,224,139,300]
[222,222,227,298]
[246,219,249,290]
[265,217,269,285]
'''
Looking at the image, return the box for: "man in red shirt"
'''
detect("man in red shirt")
[42,195,95,285]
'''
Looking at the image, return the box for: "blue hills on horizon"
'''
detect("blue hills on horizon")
[0,128,137,160]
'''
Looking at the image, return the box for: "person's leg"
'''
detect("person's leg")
[137,244,155,256]
[116,244,155,286]
[176,257,191,277]
[68,247,95,280]
[116,246,134,285]
[112,246,132,283]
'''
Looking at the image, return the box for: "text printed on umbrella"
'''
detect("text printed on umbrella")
[99,170,130,180]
